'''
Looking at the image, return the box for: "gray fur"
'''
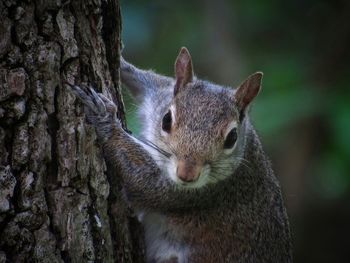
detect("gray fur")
[69,51,292,262]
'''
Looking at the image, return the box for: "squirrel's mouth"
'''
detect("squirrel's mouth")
[176,164,211,189]
[165,156,211,188]
[176,160,202,183]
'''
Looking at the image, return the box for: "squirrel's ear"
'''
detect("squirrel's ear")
[174,47,194,96]
[234,72,263,121]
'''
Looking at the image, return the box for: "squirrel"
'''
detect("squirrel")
[68,47,292,263]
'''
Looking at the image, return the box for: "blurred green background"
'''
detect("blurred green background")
[120,0,350,262]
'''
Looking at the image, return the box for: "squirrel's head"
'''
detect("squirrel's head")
[147,47,262,188]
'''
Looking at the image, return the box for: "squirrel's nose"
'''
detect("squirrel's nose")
[177,159,202,183]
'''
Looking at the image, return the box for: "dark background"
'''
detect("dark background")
[120,0,350,262]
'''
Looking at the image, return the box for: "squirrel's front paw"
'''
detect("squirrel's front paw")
[67,83,121,141]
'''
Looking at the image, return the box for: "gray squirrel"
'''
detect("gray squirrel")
[69,47,292,263]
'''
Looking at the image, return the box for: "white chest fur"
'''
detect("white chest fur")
[140,212,189,263]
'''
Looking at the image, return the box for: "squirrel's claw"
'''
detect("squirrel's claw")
[67,84,98,113]
[66,81,121,141]
[98,93,118,113]
[67,83,118,119]
[87,86,107,114]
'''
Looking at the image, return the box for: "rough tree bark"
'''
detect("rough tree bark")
[0,0,144,262]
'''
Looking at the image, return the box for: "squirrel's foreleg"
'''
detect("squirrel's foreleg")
[68,84,177,210]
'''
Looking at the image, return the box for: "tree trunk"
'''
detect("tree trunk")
[0,0,144,262]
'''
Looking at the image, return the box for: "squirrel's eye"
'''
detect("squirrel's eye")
[224,128,237,149]
[162,110,172,133]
